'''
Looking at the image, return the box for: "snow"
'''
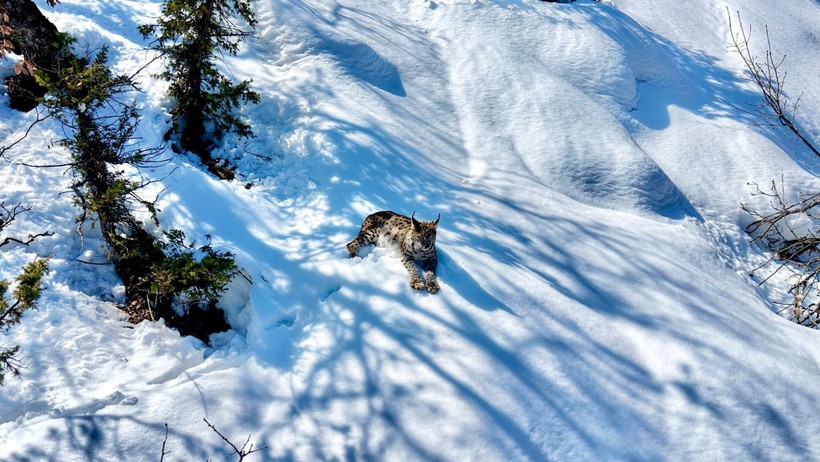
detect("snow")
[1,0,820,460]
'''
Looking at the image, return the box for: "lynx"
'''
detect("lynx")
[347,211,441,293]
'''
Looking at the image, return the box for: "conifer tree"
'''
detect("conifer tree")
[0,202,49,385]
[0,255,48,385]
[36,46,164,247]
[140,0,260,164]
[3,8,241,343]
[34,47,237,341]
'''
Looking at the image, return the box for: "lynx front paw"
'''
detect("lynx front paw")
[427,280,440,294]
[410,279,425,291]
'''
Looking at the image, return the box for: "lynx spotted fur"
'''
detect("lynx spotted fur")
[347,211,441,293]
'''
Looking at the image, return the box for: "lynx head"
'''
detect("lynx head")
[410,212,440,251]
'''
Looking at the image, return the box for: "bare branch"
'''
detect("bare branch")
[0,231,54,248]
[0,203,52,249]
[743,179,820,327]
[727,9,819,157]
[0,109,52,160]
[160,423,170,461]
[203,418,267,461]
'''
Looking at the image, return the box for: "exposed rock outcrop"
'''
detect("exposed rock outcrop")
[0,0,63,111]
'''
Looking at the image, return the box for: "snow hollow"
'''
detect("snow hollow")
[1,0,819,460]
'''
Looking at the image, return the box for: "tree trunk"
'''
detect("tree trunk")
[179,0,214,160]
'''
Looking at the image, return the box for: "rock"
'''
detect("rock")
[0,0,64,111]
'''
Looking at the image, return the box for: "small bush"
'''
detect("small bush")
[744,181,820,327]
[148,230,238,314]
[730,11,820,328]
[0,257,49,385]
[111,228,237,341]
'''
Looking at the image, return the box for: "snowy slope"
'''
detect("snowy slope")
[1,0,819,460]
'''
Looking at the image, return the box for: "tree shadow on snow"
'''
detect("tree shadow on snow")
[437,248,518,316]
[217,4,817,460]
[581,3,820,176]
[15,2,811,461]
[0,415,209,462]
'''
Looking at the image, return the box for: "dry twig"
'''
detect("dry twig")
[727,9,819,157]
[744,180,820,327]
[204,418,267,461]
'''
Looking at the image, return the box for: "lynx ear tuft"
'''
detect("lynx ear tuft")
[434,213,441,226]
[411,211,421,231]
